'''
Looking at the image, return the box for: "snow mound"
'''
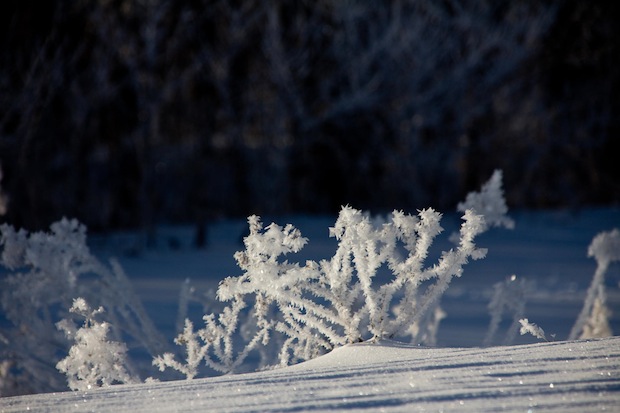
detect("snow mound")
[2,337,619,412]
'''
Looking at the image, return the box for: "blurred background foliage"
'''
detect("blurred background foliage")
[0,0,618,234]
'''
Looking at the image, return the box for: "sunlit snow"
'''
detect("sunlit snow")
[1,337,619,412]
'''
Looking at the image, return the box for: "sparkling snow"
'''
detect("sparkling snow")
[1,337,619,412]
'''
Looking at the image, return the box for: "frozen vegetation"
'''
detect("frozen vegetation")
[1,171,619,411]
[152,171,514,378]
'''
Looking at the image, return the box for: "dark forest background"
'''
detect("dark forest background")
[0,0,618,236]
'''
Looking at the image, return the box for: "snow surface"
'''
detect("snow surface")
[2,337,619,412]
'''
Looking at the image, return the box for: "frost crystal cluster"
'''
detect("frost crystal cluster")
[457,170,514,230]
[156,170,514,377]
[56,298,137,391]
[519,318,547,341]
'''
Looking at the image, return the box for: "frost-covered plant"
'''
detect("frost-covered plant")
[484,275,533,346]
[153,319,207,380]
[156,170,513,376]
[569,228,619,340]
[154,293,273,376]
[519,318,547,342]
[56,298,137,391]
[0,218,167,394]
[457,170,515,229]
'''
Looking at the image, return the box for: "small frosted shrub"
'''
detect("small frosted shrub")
[569,228,619,340]
[484,275,533,346]
[155,170,513,377]
[0,218,167,394]
[154,319,207,380]
[457,170,514,229]
[56,298,137,391]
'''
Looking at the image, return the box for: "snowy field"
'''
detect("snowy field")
[1,206,620,411]
[1,337,619,412]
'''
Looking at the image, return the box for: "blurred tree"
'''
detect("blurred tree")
[0,0,617,234]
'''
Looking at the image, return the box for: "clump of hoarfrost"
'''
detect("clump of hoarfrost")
[156,170,513,378]
[569,228,619,340]
[588,228,620,265]
[56,298,138,391]
[457,170,514,230]
[519,318,547,341]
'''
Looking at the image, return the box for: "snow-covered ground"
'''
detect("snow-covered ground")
[1,337,619,412]
[1,207,620,411]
